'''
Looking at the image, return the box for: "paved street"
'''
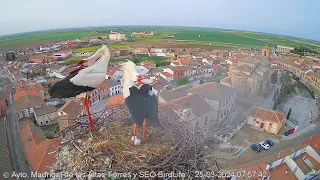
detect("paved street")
[2,69,33,179]
[216,125,320,170]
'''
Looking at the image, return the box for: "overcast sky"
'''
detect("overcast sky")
[1,0,319,41]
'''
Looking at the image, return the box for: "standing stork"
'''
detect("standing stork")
[121,60,159,147]
[49,45,110,131]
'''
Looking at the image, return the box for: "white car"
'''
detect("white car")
[259,142,270,150]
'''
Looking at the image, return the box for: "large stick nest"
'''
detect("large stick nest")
[52,104,212,178]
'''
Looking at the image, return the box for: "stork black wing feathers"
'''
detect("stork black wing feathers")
[49,71,94,98]
[125,84,159,126]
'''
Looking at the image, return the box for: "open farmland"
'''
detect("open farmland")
[0,31,94,48]
[224,30,320,50]
[74,43,129,53]
[1,26,319,52]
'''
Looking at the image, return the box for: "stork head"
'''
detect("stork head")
[121,60,140,85]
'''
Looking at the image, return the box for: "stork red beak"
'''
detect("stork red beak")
[136,75,149,85]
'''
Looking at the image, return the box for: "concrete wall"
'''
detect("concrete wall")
[35,112,58,126]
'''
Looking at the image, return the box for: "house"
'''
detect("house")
[152,83,165,92]
[148,67,163,76]
[136,65,150,75]
[82,79,110,105]
[26,138,61,174]
[158,90,178,103]
[140,61,156,68]
[131,48,149,55]
[163,66,187,80]
[247,106,285,134]
[276,45,294,54]
[184,66,197,78]
[20,122,60,174]
[104,79,122,96]
[14,91,45,119]
[277,58,303,75]
[202,58,214,65]
[57,99,84,131]
[200,65,214,77]
[33,105,58,126]
[308,71,320,87]
[170,62,181,67]
[53,50,72,58]
[20,122,46,152]
[186,82,236,121]
[109,31,126,41]
[112,70,123,82]
[29,56,57,63]
[106,95,124,107]
[160,72,174,82]
[164,94,215,133]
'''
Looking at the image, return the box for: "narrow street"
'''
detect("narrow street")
[3,70,33,179]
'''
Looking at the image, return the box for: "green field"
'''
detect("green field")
[1,26,319,52]
[73,43,129,53]
[0,31,94,47]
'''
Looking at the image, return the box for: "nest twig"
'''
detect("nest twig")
[51,104,213,179]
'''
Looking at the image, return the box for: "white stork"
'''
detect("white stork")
[121,60,159,147]
[49,45,110,131]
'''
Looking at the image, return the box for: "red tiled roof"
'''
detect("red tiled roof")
[106,95,124,107]
[152,83,165,91]
[231,59,239,63]
[248,106,285,124]
[213,64,223,69]
[20,124,46,151]
[26,138,61,173]
[14,90,41,101]
[106,69,118,76]
[162,72,173,77]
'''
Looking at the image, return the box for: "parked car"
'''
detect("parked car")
[251,144,261,152]
[265,139,274,146]
[259,142,270,150]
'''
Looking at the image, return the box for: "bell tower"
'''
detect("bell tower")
[261,44,270,57]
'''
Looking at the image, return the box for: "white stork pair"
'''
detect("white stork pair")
[49,45,159,147]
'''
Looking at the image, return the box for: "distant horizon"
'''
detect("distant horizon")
[1,25,319,44]
[2,0,319,41]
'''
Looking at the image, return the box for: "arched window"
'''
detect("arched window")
[205,116,208,125]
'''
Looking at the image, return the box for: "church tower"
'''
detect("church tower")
[261,44,270,57]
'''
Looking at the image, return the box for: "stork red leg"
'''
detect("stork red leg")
[141,119,147,144]
[130,123,137,148]
[85,94,96,131]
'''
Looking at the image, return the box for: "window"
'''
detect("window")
[195,121,199,129]
[46,120,48,124]
[205,117,208,125]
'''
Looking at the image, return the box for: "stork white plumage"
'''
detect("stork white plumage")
[121,60,159,147]
[49,45,110,131]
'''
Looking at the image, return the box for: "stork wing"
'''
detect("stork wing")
[84,45,109,66]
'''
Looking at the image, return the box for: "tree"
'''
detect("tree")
[5,52,16,61]
[271,71,278,86]
[176,77,189,86]
[287,108,292,120]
